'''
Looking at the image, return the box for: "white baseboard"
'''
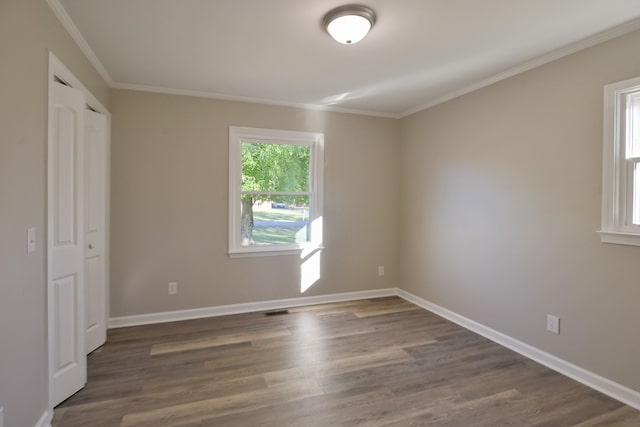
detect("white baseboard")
[35,410,52,427]
[108,288,398,328]
[396,289,640,411]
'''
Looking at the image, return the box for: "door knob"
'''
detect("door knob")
[88,243,94,249]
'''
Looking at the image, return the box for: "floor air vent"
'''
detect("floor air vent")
[265,309,290,316]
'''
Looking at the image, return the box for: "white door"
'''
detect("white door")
[48,81,87,406]
[85,109,107,354]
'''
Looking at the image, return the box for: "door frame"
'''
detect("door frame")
[47,51,111,408]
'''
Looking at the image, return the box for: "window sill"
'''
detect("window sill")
[598,230,640,247]
[228,245,324,258]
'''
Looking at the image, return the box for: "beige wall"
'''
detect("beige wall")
[110,90,400,317]
[0,1,109,426]
[399,29,640,391]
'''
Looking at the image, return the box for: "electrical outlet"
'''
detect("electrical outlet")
[378,266,384,276]
[168,282,177,295]
[547,314,560,334]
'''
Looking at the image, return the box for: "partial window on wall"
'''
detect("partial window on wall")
[228,126,324,257]
[600,76,640,246]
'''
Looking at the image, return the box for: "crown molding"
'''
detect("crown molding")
[46,0,113,86]
[400,17,640,118]
[111,82,401,119]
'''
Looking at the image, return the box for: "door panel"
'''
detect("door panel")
[54,107,77,246]
[85,110,107,354]
[85,253,104,349]
[49,81,86,406]
[53,275,78,370]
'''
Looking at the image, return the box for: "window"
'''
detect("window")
[228,126,324,257]
[600,76,640,246]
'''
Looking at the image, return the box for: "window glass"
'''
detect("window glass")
[628,93,640,159]
[634,162,640,226]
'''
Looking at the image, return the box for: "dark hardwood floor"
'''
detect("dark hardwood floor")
[53,297,640,426]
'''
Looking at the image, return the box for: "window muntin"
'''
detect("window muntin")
[229,127,324,256]
[600,77,640,245]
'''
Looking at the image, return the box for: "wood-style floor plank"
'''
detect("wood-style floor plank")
[149,328,291,355]
[52,297,640,426]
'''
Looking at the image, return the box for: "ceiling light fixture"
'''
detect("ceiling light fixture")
[323,4,376,45]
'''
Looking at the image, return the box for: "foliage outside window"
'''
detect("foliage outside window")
[600,76,640,246]
[228,127,324,257]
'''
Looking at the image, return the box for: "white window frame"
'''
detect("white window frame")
[599,76,640,246]
[228,126,324,257]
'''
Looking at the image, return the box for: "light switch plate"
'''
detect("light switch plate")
[27,227,36,253]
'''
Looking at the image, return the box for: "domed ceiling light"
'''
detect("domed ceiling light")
[323,4,376,45]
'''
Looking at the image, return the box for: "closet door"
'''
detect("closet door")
[85,109,107,354]
[48,81,87,406]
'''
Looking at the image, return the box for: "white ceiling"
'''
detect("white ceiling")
[55,0,640,118]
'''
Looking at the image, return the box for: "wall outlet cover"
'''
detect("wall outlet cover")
[547,314,560,334]
[168,282,177,295]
